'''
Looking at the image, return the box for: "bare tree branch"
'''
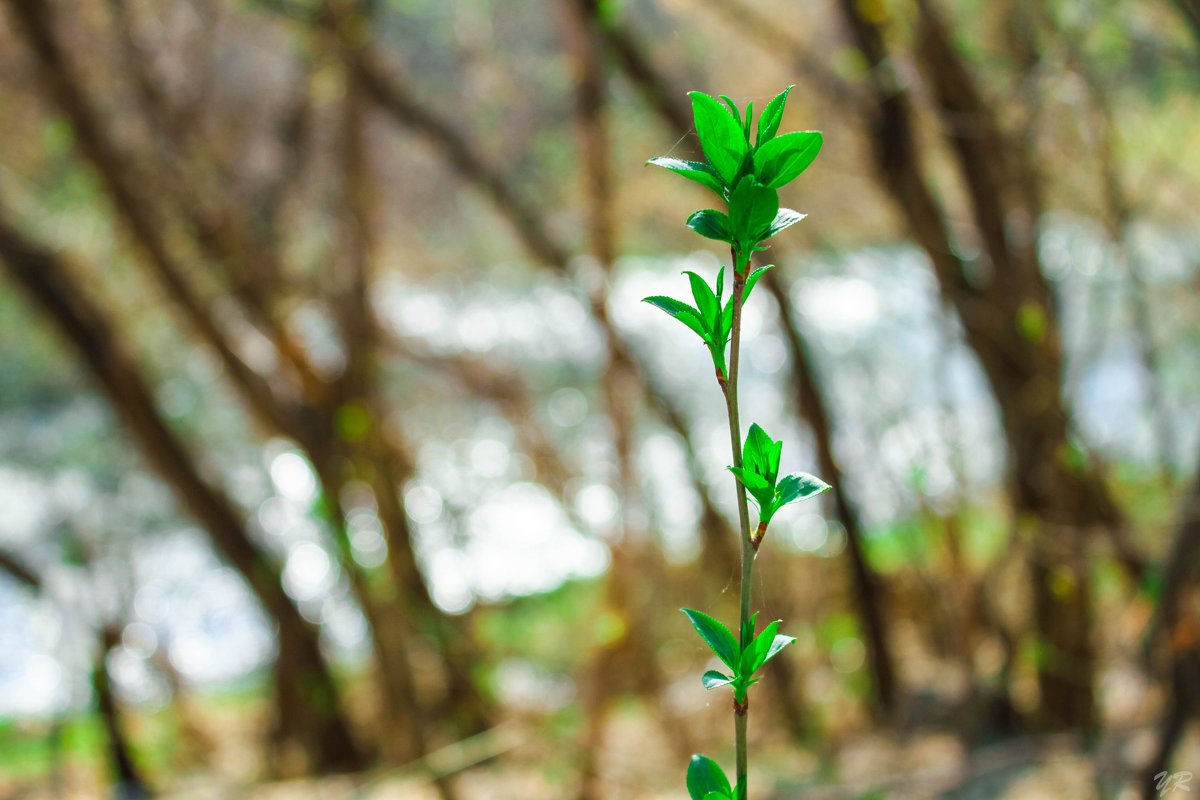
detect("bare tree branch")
[0,208,363,773]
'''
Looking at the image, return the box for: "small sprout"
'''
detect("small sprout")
[729,423,831,543]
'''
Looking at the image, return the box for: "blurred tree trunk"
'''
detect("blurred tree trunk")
[0,215,363,774]
[18,0,489,756]
[95,625,153,799]
[1074,24,1177,485]
[1141,454,1200,798]
[834,0,1146,731]
[557,5,695,796]
[1174,0,1200,49]
[340,4,741,579]
[321,1,491,750]
[0,555,155,795]
[763,269,897,719]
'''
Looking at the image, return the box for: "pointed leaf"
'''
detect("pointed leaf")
[743,265,772,304]
[756,85,793,146]
[740,610,760,649]
[759,633,795,668]
[701,670,734,690]
[728,467,774,511]
[743,424,775,481]
[686,209,733,243]
[727,466,771,497]
[715,266,725,304]
[743,100,754,142]
[718,296,733,349]
[775,472,832,507]
[718,95,742,129]
[689,92,747,185]
[728,178,779,249]
[767,439,782,485]
[758,208,807,242]
[646,157,725,196]
[642,296,710,343]
[681,608,739,670]
[685,271,720,330]
[753,130,822,189]
[734,638,753,676]
[702,792,732,800]
[750,620,782,669]
[687,754,732,800]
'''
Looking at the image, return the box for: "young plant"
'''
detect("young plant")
[645,88,830,800]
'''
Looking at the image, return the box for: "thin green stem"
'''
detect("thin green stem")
[722,258,754,800]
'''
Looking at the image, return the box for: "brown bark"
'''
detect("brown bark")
[54,0,489,752]
[3,0,309,441]
[317,24,432,768]
[763,268,897,718]
[558,6,694,795]
[313,0,739,584]
[0,548,42,591]
[94,625,153,798]
[1141,457,1200,798]
[0,214,362,774]
[1174,0,1200,51]
[349,44,569,270]
[690,0,869,118]
[833,0,1146,729]
[326,7,492,744]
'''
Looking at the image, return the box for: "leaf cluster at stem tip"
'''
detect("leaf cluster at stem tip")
[728,423,830,538]
[681,608,796,705]
[645,86,821,274]
[642,264,771,382]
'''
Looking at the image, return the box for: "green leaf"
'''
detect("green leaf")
[774,472,831,507]
[687,754,732,800]
[743,100,754,142]
[729,467,774,512]
[753,130,823,189]
[728,466,771,497]
[743,265,772,304]
[689,91,747,185]
[767,440,782,485]
[718,297,733,349]
[739,636,759,678]
[642,296,710,343]
[702,792,732,800]
[686,209,733,243]
[701,670,734,690]
[750,619,781,667]
[718,95,742,130]
[759,633,795,668]
[740,610,760,649]
[758,208,807,242]
[681,608,739,670]
[728,179,779,250]
[715,266,725,304]
[646,157,725,196]
[685,271,720,330]
[756,85,793,146]
[743,424,776,483]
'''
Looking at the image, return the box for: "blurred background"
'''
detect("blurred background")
[0,0,1198,798]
